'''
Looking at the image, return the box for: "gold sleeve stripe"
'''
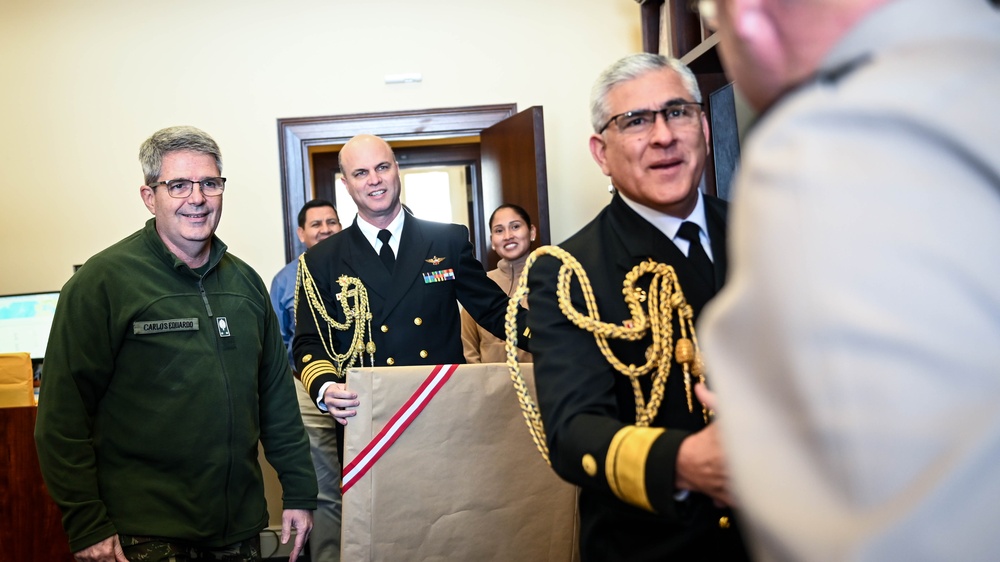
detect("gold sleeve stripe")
[301,360,339,393]
[605,425,665,512]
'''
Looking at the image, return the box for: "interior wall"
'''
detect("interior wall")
[0,0,642,295]
[1,0,642,530]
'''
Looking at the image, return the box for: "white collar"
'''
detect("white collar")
[619,190,708,240]
[619,190,713,261]
[355,207,405,254]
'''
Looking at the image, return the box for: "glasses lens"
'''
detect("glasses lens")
[615,110,657,133]
[166,180,194,198]
[665,104,701,126]
[200,177,225,195]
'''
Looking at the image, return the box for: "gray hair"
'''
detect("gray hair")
[590,53,702,133]
[139,126,223,186]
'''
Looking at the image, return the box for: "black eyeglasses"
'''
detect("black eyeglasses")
[149,177,227,198]
[599,103,703,134]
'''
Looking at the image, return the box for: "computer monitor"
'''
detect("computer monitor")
[0,291,60,361]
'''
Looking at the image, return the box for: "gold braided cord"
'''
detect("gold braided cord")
[295,254,375,376]
[505,246,711,464]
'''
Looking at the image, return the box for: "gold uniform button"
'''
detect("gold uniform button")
[581,454,598,477]
[718,516,730,529]
[381,325,389,333]
[386,357,395,366]
[419,350,428,359]
[413,317,423,326]
[302,354,312,363]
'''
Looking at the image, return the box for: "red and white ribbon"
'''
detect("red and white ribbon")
[342,364,459,493]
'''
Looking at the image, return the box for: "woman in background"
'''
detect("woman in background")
[462,204,535,363]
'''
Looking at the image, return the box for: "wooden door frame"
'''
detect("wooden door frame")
[277,104,517,261]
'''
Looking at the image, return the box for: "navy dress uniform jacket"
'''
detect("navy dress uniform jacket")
[294,213,523,404]
[526,193,749,561]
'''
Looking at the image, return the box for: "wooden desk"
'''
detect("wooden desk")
[0,406,74,561]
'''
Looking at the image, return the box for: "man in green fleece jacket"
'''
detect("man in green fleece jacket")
[35,126,317,562]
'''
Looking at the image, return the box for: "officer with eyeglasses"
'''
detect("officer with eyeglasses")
[526,53,749,561]
[35,125,317,562]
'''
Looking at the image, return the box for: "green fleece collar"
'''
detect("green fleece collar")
[141,217,228,277]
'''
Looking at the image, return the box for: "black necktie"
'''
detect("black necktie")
[377,229,395,271]
[677,221,714,287]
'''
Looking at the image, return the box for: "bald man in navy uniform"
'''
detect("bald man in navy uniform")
[293,134,527,457]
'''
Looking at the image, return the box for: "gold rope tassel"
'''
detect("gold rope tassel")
[295,255,375,374]
[505,246,710,465]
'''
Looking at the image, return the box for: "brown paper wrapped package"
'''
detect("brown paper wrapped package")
[342,363,580,561]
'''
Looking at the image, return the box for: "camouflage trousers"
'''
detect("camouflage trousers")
[118,534,262,562]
